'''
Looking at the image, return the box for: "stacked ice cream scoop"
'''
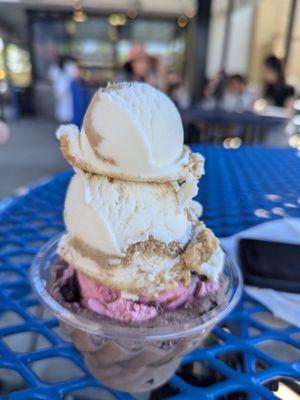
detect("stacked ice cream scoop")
[56,82,224,322]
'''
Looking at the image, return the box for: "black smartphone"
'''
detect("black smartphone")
[239,238,300,293]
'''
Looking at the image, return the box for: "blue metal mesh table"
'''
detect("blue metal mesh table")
[0,146,300,399]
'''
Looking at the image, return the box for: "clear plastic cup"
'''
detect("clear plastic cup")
[30,233,242,393]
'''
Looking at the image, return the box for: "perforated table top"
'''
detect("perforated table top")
[0,146,300,399]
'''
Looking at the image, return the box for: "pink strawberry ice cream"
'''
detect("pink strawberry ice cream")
[74,267,219,322]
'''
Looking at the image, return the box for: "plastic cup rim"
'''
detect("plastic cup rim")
[30,232,243,341]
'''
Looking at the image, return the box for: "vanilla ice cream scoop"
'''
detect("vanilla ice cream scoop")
[58,173,221,294]
[63,172,200,258]
[56,82,204,182]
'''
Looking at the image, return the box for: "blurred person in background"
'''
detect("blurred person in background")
[48,56,76,123]
[263,55,295,113]
[70,64,91,128]
[166,70,190,110]
[202,72,254,112]
[120,45,165,90]
[202,70,228,109]
[220,74,255,112]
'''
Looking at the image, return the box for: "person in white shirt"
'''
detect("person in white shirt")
[220,74,255,112]
[48,56,77,123]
